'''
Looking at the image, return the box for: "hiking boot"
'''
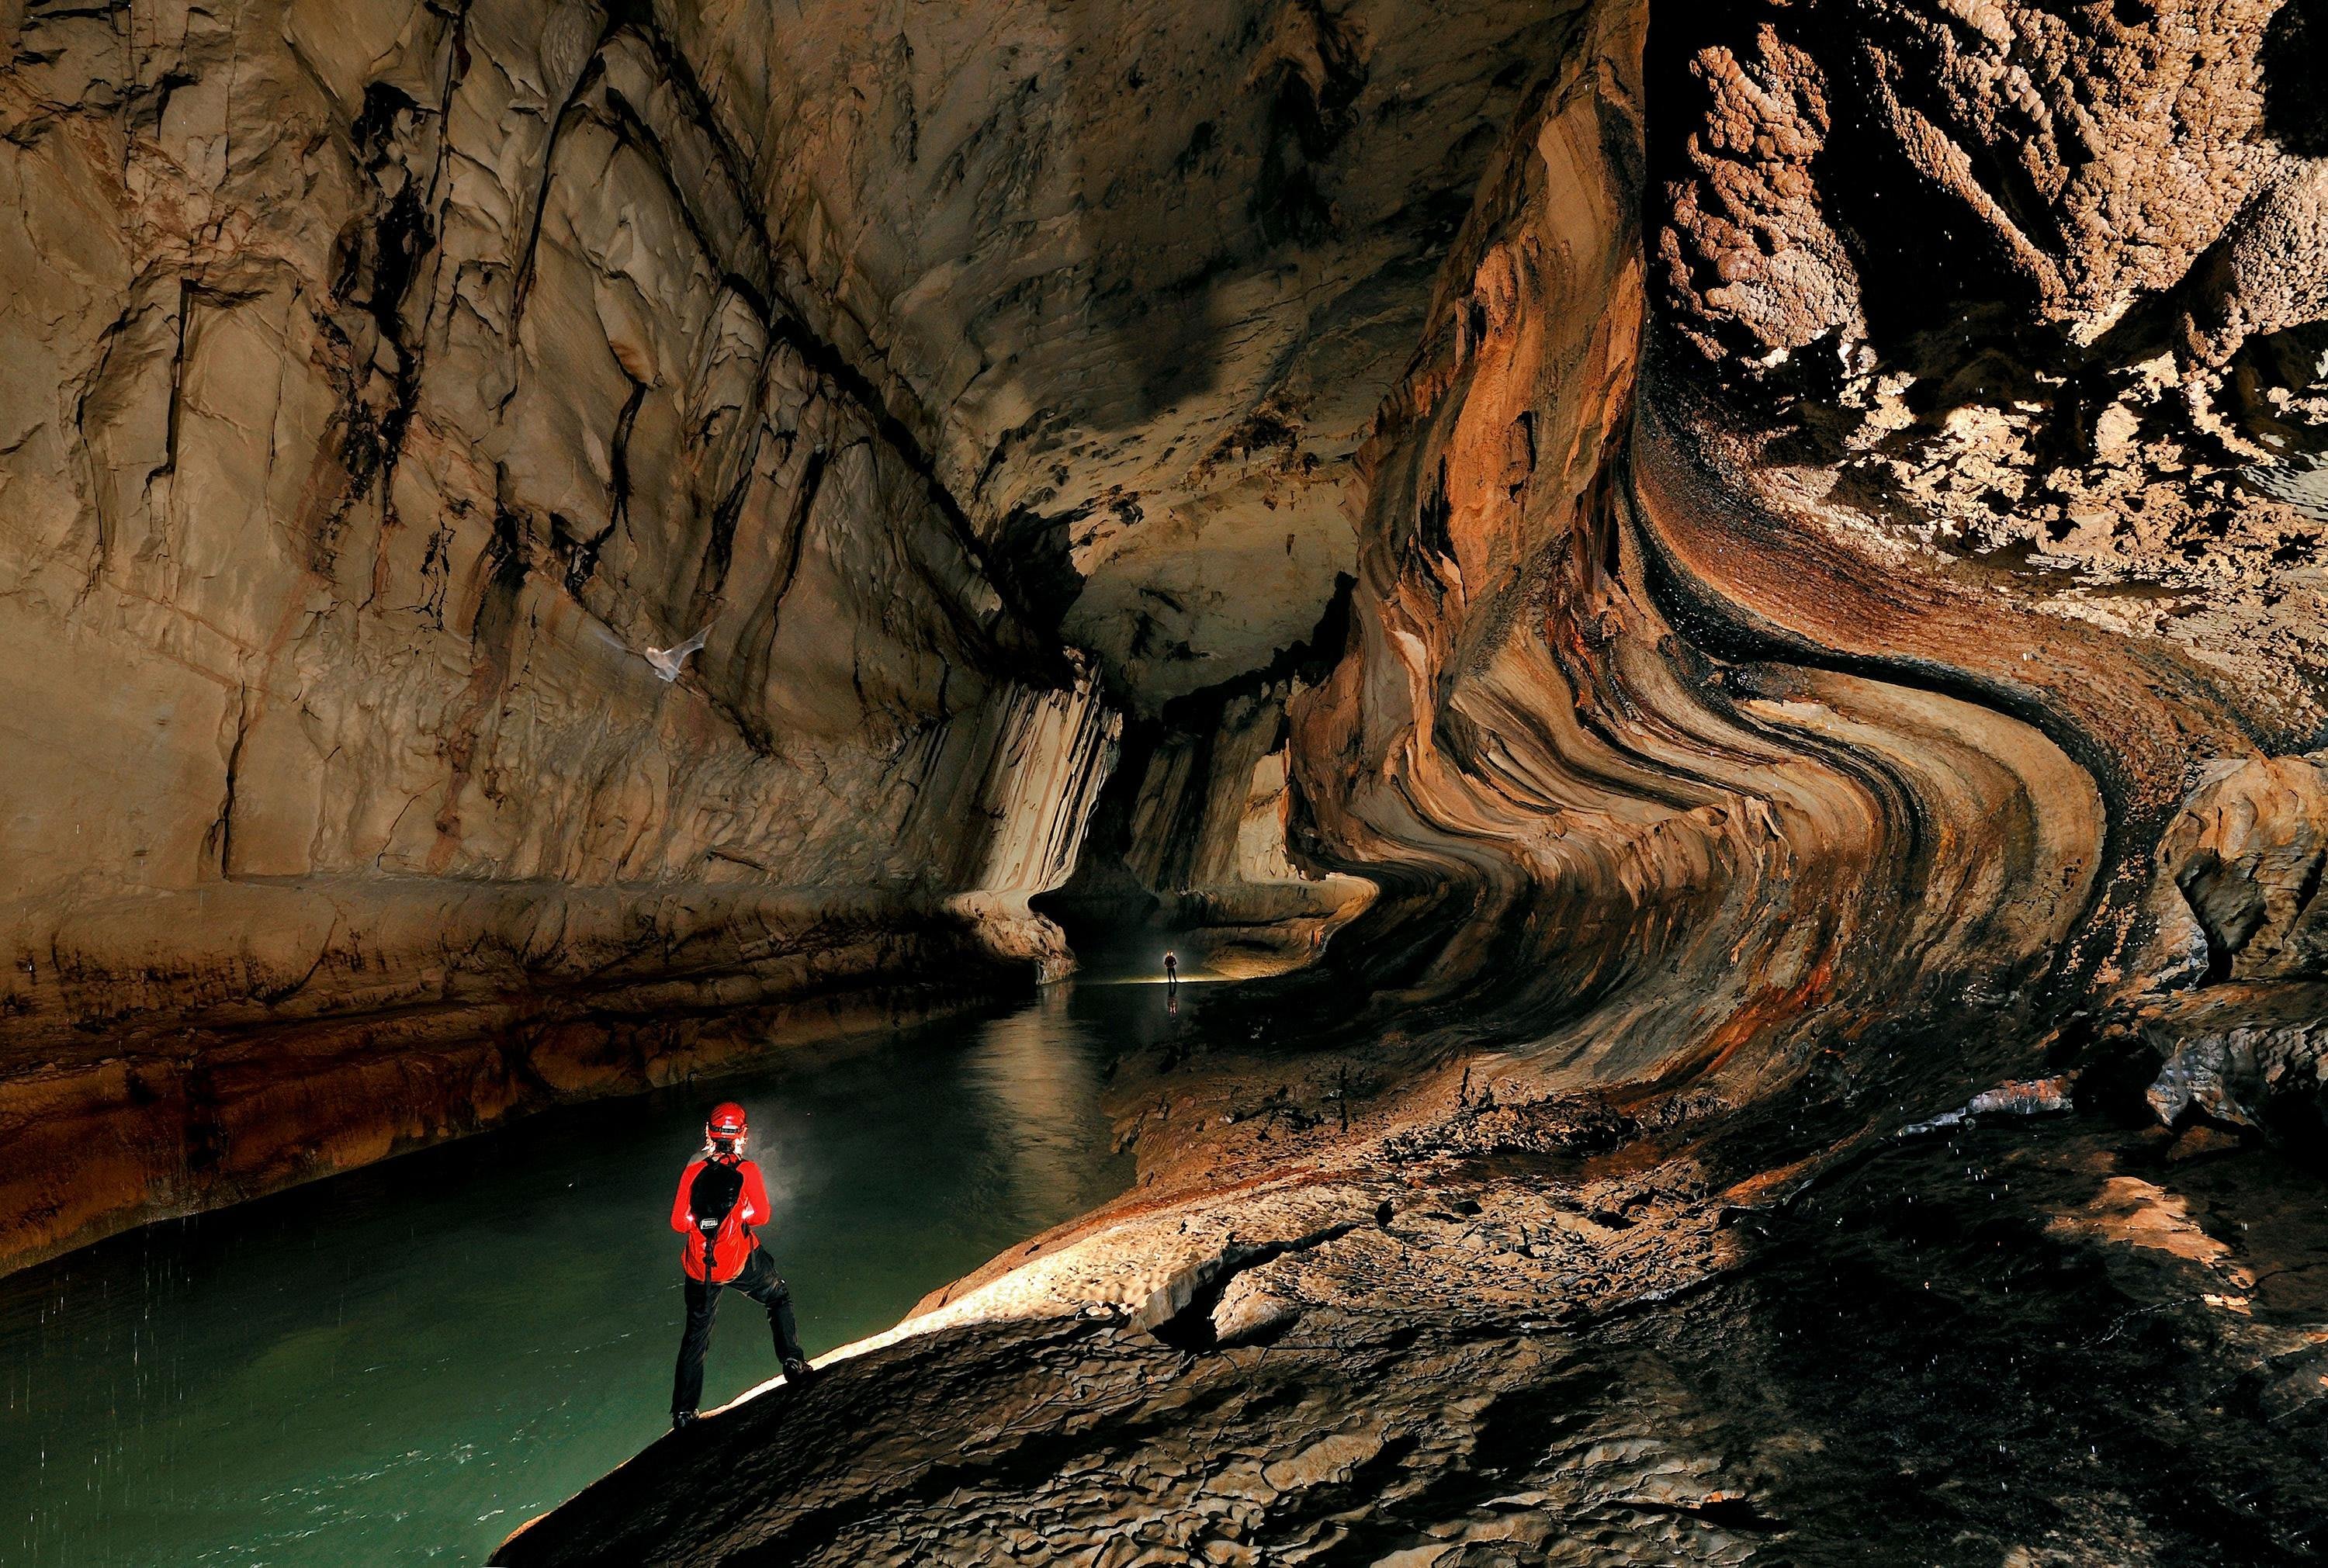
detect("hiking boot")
[671,1410,699,1431]
[782,1359,820,1386]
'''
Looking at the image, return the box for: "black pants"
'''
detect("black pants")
[671,1245,806,1416]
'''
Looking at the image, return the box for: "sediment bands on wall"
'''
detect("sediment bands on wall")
[0,2,1121,1273]
[1287,4,2086,1116]
[1281,0,2328,1127]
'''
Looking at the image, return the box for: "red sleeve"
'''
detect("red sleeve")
[742,1161,771,1224]
[671,1160,703,1234]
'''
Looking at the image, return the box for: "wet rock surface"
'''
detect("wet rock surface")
[497,1104,2328,1566]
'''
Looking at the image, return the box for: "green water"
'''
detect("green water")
[0,980,1177,1566]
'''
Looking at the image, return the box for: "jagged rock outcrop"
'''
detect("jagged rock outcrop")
[1647,0,2328,746]
[2128,753,2328,1141]
[2146,753,2328,988]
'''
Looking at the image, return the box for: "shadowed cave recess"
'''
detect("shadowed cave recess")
[5,0,2328,1562]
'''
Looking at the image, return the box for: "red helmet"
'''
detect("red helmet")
[706,1102,748,1140]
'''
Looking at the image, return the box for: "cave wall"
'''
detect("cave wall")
[1633,0,2328,1116]
[0,0,1616,1276]
[1041,671,1377,978]
[9,0,2326,1284]
[0,0,1118,1273]
[1286,0,2326,1124]
[1646,0,2327,752]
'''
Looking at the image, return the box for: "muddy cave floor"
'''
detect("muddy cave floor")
[494,978,2328,1568]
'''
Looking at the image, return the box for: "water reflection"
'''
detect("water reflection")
[0,983,1150,1567]
[963,988,1117,1224]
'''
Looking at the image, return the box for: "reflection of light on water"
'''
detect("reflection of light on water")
[2,992,1141,1568]
[961,990,1109,1220]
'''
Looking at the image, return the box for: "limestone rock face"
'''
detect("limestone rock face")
[1044,672,1379,977]
[2150,754,2328,986]
[0,0,1124,1271]
[1648,0,2328,743]
[1282,0,2132,1108]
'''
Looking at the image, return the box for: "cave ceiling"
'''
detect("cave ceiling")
[661,0,1576,711]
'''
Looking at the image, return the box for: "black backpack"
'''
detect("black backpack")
[689,1155,747,1277]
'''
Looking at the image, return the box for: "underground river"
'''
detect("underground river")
[0,978,1192,1566]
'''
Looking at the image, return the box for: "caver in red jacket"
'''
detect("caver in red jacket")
[669,1153,771,1283]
